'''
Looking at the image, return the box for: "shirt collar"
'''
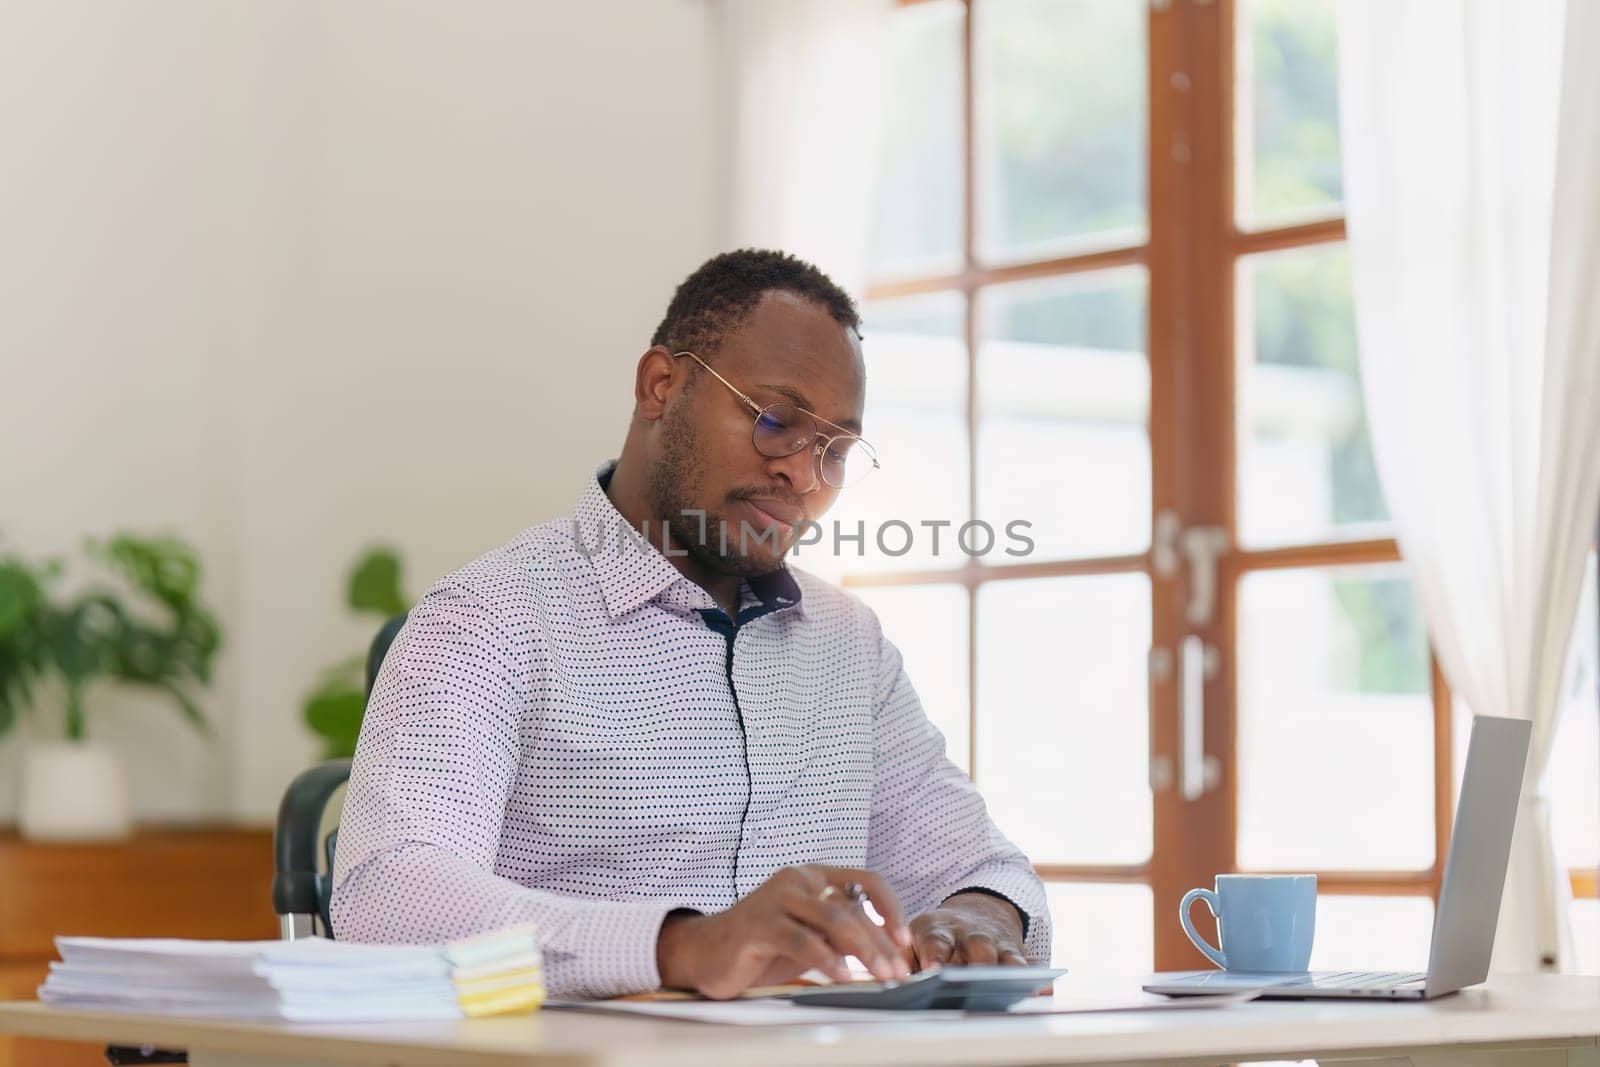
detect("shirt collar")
[740,566,805,624]
[571,461,806,621]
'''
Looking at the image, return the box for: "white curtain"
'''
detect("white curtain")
[713,0,892,299]
[1338,0,1600,972]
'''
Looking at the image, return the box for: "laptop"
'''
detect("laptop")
[1143,714,1531,1001]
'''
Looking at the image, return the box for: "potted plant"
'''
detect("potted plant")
[0,535,221,840]
[302,547,409,760]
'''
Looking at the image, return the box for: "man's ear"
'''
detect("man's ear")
[634,346,679,422]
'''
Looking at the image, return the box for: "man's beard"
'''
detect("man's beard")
[646,406,784,578]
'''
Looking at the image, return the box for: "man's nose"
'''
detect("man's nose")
[764,446,820,495]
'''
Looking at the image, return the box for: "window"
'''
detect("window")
[844,0,1599,972]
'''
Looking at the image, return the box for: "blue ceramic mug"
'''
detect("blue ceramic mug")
[1180,874,1317,972]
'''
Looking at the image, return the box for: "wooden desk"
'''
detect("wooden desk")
[4,976,1600,1067]
[0,827,277,1067]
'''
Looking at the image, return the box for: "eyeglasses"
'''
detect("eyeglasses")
[673,351,880,490]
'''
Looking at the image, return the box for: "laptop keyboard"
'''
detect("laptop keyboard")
[1280,971,1427,990]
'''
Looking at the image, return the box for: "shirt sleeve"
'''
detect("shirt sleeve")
[328,582,681,999]
[862,617,1053,963]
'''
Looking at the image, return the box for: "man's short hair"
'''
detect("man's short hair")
[650,248,861,360]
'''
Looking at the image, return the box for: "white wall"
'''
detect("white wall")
[0,0,722,822]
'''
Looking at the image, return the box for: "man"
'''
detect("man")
[330,249,1049,999]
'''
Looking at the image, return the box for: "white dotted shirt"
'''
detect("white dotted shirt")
[330,462,1049,998]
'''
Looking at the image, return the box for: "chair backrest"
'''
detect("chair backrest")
[271,612,407,939]
[365,613,408,701]
[271,759,352,939]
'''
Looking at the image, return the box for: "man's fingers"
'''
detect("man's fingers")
[961,932,1000,965]
[839,869,912,947]
[772,920,852,984]
[790,889,910,981]
[771,865,914,979]
[999,948,1029,967]
[914,927,956,970]
[788,865,911,948]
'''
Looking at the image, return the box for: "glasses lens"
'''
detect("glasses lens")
[820,436,879,489]
[752,404,814,458]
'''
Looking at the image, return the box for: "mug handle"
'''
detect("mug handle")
[1180,887,1228,968]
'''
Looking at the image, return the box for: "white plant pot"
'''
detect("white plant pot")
[18,740,133,842]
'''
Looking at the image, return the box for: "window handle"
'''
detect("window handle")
[1151,509,1229,626]
[1180,635,1222,801]
[1180,526,1228,626]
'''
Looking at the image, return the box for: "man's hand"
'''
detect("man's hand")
[909,891,1029,969]
[655,865,914,999]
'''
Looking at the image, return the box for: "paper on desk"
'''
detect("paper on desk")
[545,998,966,1024]
[42,929,547,1021]
[1006,989,1262,1014]
[546,989,1259,1025]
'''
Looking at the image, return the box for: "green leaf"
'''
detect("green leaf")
[160,682,212,736]
[0,563,41,636]
[0,556,48,734]
[94,535,201,609]
[347,548,407,617]
[0,534,220,741]
[0,548,53,739]
[50,596,121,684]
[303,686,367,758]
[177,610,223,675]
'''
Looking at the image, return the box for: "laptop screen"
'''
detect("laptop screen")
[1423,715,1531,995]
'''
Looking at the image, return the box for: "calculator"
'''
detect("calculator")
[788,966,1066,1012]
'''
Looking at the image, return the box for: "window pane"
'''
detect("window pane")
[1238,566,1434,870]
[977,269,1150,560]
[814,294,966,580]
[870,1,964,279]
[1236,0,1343,228]
[1238,244,1389,546]
[977,574,1151,864]
[1045,882,1153,973]
[853,584,971,772]
[975,0,1147,262]
[1308,896,1434,972]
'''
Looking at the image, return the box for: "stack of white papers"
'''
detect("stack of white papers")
[38,924,545,1021]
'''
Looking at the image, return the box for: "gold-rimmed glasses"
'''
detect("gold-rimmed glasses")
[673,351,880,490]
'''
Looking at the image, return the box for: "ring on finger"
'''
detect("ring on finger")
[818,881,867,904]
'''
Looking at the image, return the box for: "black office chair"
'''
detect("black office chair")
[270,612,407,940]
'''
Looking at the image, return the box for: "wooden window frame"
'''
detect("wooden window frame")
[855,0,1594,967]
